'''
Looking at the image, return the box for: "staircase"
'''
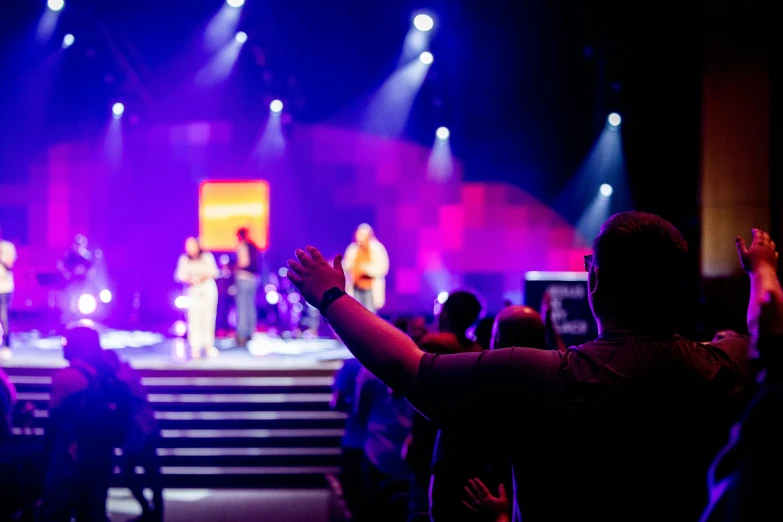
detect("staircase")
[4,364,346,489]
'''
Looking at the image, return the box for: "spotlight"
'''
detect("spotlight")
[435,126,450,140]
[413,13,434,32]
[174,295,190,310]
[607,112,622,127]
[266,291,280,306]
[173,320,187,337]
[77,294,97,316]
[600,183,613,197]
[235,31,247,44]
[419,51,434,65]
[62,34,74,49]
[99,289,112,304]
[278,267,288,278]
[437,291,449,304]
[47,0,64,12]
[269,99,283,113]
[112,102,125,118]
[226,0,244,7]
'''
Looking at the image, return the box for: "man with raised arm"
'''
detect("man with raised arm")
[288,212,776,522]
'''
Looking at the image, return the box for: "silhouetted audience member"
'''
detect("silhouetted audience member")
[0,368,14,442]
[701,233,783,522]
[42,324,132,522]
[332,357,367,519]
[490,305,547,351]
[440,306,547,521]
[426,291,488,521]
[105,351,164,522]
[420,291,483,355]
[286,212,762,522]
[474,316,495,351]
[356,364,413,522]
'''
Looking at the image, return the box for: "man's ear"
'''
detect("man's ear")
[588,266,600,297]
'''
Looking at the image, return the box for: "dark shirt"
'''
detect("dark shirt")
[412,330,754,522]
[332,358,366,449]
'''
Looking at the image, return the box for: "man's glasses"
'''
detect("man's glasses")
[583,254,594,272]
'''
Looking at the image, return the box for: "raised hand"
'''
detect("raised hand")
[287,247,346,307]
[462,478,510,522]
[737,228,778,274]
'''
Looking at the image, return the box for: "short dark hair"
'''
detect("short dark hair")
[237,228,249,239]
[443,290,483,335]
[593,211,688,328]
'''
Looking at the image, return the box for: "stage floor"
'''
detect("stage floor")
[1,329,352,370]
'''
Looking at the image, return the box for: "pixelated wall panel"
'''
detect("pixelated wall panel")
[417,227,443,255]
[437,205,465,251]
[416,248,445,272]
[395,267,422,295]
[9,122,589,315]
[395,204,422,229]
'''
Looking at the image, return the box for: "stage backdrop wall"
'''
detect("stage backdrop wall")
[0,122,590,321]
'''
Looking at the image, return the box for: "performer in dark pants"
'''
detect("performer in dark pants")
[235,228,261,347]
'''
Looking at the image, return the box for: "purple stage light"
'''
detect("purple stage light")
[269,99,283,113]
[77,294,97,315]
[226,0,244,7]
[99,289,112,304]
[419,51,433,65]
[173,320,187,337]
[266,291,280,305]
[112,102,125,118]
[607,112,622,127]
[413,14,434,32]
[436,291,449,304]
[47,0,65,12]
[62,34,74,48]
[435,126,450,140]
[235,31,247,44]
[600,183,613,197]
[174,295,190,310]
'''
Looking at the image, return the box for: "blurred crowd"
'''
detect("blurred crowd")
[302,212,783,522]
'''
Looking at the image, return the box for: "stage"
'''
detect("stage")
[1,329,352,370]
[2,330,352,490]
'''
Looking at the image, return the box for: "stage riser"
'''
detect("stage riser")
[7,366,348,489]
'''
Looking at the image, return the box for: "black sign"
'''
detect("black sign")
[524,272,597,347]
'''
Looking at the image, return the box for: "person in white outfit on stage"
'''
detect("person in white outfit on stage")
[343,224,389,314]
[175,237,219,359]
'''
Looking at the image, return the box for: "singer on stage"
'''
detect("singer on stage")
[175,237,219,359]
[343,224,389,314]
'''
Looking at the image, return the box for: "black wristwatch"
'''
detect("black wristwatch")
[318,287,347,318]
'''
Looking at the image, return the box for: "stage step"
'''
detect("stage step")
[6,364,348,489]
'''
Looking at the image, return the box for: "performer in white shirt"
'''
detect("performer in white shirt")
[0,226,17,358]
[175,237,219,359]
[343,224,389,314]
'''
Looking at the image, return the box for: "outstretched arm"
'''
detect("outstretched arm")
[736,229,782,335]
[288,247,422,394]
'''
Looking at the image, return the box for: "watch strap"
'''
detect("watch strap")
[318,287,346,317]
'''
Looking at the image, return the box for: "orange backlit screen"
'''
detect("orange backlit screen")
[199,181,269,251]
